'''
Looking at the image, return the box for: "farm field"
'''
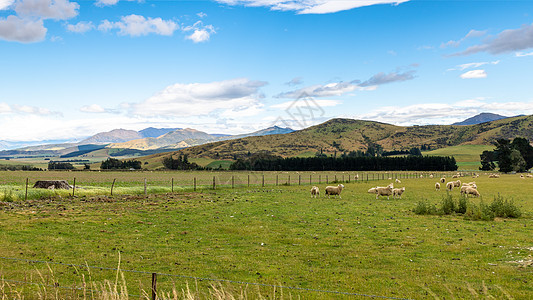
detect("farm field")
[424,145,494,171]
[0,171,532,299]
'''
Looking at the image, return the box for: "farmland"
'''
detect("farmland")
[0,170,532,299]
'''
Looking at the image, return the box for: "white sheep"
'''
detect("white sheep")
[355,174,359,180]
[446,181,454,191]
[453,180,461,188]
[325,184,344,198]
[452,174,459,179]
[435,182,440,191]
[375,184,394,200]
[392,187,405,199]
[520,175,525,179]
[440,177,446,183]
[463,182,477,189]
[395,178,401,183]
[429,174,434,179]
[310,186,320,198]
[367,187,377,194]
[464,186,480,197]
[488,174,500,178]
[527,174,533,178]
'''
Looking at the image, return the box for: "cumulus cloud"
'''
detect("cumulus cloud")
[270,99,341,110]
[516,51,533,57]
[0,102,61,116]
[285,77,303,86]
[98,14,178,37]
[183,21,215,43]
[95,0,119,6]
[453,23,533,56]
[15,0,79,20]
[130,78,268,117]
[80,104,107,113]
[216,0,410,14]
[66,21,94,33]
[0,0,15,10]
[448,60,499,71]
[277,69,416,98]
[441,29,486,49]
[0,15,46,42]
[354,98,533,126]
[460,69,487,79]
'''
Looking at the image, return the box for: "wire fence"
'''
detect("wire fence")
[0,170,477,200]
[0,256,412,300]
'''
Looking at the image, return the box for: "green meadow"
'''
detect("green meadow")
[424,145,494,171]
[0,171,532,299]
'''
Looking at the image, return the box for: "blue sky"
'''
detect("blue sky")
[1,0,533,144]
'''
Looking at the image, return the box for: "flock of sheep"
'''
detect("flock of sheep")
[308,172,505,200]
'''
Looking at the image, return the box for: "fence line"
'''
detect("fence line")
[0,256,411,300]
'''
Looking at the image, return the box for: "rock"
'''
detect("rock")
[33,180,72,190]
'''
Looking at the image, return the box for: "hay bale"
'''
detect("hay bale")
[33,180,72,190]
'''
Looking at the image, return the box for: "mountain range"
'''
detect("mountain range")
[451,112,508,126]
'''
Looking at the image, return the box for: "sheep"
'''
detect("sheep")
[453,180,461,188]
[310,186,319,198]
[435,182,440,191]
[355,174,359,180]
[464,186,480,197]
[325,184,344,198]
[429,174,434,179]
[488,174,500,178]
[452,174,459,178]
[462,182,477,189]
[375,184,393,200]
[440,177,446,183]
[395,178,401,184]
[392,187,405,199]
[420,175,423,178]
[520,175,525,179]
[527,174,533,178]
[446,181,454,191]
[367,187,377,194]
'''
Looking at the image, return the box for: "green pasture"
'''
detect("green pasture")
[424,145,494,171]
[0,171,531,298]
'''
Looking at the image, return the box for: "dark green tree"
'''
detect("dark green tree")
[480,150,496,171]
[494,139,513,173]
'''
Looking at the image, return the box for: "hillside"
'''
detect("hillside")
[143,115,533,166]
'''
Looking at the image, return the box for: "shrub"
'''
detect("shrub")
[489,194,522,218]
[413,200,437,215]
[456,196,468,214]
[440,194,456,215]
[1,189,16,202]
[465,201,494,221]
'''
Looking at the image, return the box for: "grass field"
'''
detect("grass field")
[424,145,494,171]
[0,171,532,299]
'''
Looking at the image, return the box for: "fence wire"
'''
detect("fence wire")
[0,256,411,300]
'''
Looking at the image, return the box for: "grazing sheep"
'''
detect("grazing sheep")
[367,187,377,194]
[355,174,359,180]
[310,186,319,198]
[420,175,423,178]
[375,185,393,200]
[440,177,446,183]
[446,181,454,191]
[392,187,405,199]
[453,180,461,188]
[429,174,434,179]
[488,174,500,178]
[452,174,459,179]
[462,182,478,190]
[465,187,480,197]
[520,175,525,179]
[435,182,441,191]
[395,178,401,183]
[527,174,533,178]
[325,184,344,198]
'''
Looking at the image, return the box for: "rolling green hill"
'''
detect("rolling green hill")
[140,115,533,169]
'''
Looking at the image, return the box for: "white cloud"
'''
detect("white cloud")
[0,102,12,113]
[0,15,46,42]
[0,102,61,116]
[183,21,215,43]
[460,69,487,79]
[449,60,499,71]
[441,29,486,49]
[95,0,119,6]
[99,14,178,37]
[66,21,94,33]
[516,51,533,57]
[277,69,416,98]
[80,104,107,113]
[197,12,207,18]
[0,0,14,10]
[15,0,79,20]
[217,0,410,14]
[131,78,268,118]
[270,99,341,110]
[454,23,533,56]
[354,99,533,126]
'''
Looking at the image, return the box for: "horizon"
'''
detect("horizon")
[1,0,533,143]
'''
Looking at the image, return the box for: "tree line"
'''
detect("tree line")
[230,154,457,171]
[480,137,533,173]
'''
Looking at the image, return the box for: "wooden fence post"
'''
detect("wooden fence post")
[144,178,147,196]
[72,177,76,197]
[194,177,196,191]
[326,175,328,183]
[151,273,157,300]
[248,175,250,187]
[213,176,216,190]
[309,174,312,185]
[262,175,264,187]
[172,178,174,193]
[276,175,278,186]
[299,175,301,185]
[111,179,116,196]
[232,176,234,189]
[288,175,290,186]
[319,175,321,184]
[25,178,28,201]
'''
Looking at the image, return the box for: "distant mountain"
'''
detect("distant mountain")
[139,127,180,138]
[452,113,507,126]
[108,126,295,150]
[80,129,143,144]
